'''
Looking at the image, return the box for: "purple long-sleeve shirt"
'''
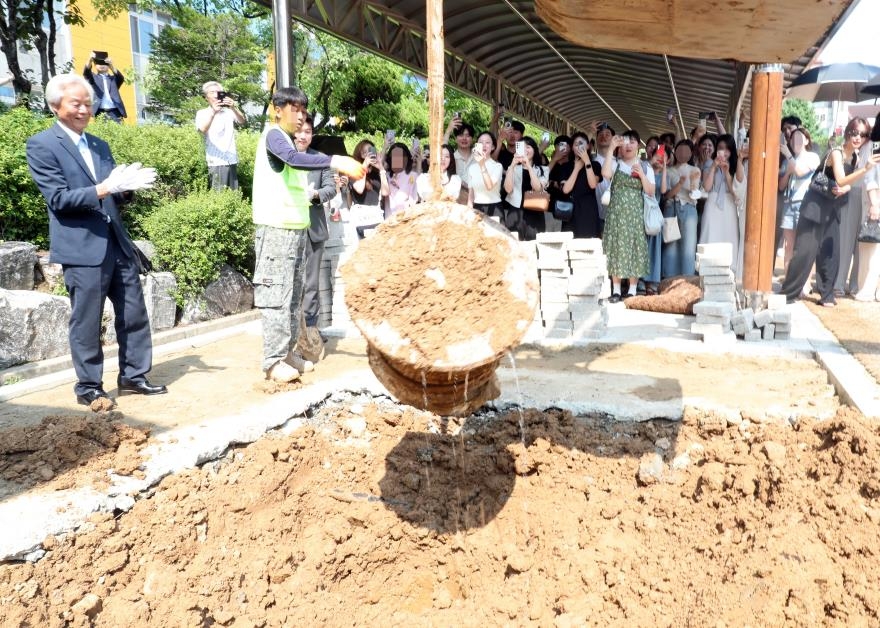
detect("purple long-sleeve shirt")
[266,127,332,172]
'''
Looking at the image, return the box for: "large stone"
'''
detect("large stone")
[0,289,71,369]
[0,242,38,290]
[142,272,178,332]
[35,252,64,292]
[179,264,254,325]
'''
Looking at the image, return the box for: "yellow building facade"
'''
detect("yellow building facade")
[68,0,173,124]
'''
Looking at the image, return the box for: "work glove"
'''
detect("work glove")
[102,163,158,194]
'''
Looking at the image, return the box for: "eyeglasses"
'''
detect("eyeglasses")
[848,130,868,138]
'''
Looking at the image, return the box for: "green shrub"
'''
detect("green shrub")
[236,129,259,201]
[88,118,209,238]
[141,188,254,304]
[0,107,54,246]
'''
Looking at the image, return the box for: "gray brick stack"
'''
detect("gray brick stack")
[533,232,608,340]
[691,242,737,342]
[732,297,792,342]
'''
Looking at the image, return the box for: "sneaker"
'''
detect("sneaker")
[286,352,314,373]
[267,361,300,383]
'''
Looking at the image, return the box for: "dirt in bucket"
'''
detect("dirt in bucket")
[3,394,880,626]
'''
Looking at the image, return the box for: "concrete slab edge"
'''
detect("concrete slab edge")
[0,310,261,403]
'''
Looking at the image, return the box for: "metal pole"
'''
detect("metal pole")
[272,0,295,89]
[742,63,784,295]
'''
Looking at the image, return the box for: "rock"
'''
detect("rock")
[762,441,786,466]
[133,240,157,264]
[637,452,666,485]
[655,437,671,451]
[71,593,102,617]
[179,264,254,325]
[0,289,71,369]
[0,241,38,290]
[35,252,64,292]
[142,272,178,332]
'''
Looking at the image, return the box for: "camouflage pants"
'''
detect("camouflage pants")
[253,225,307,372]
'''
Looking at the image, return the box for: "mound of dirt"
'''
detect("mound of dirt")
[3,398,880,626]
[0,413,148,498]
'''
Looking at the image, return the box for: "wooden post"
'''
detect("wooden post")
[742,64,783,294]
[426,0,444,200]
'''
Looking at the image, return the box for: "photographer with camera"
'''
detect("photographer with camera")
[196,81,246,191]
[83,52,126,123]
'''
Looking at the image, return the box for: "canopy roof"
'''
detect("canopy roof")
[262,0,856,137]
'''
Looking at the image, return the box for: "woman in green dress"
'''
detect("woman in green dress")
[601,130,655,302]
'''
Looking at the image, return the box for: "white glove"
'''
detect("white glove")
[102,163,157,194]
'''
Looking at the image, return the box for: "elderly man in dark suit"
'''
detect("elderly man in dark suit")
[83,52,127,122]
[293,116,338,356]
[26,73,165,408]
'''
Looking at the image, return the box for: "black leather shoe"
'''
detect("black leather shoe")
[76,389,116,408]
[608,293,621,304]
[117,377,168,396]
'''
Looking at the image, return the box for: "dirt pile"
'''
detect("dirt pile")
[0,413,147,499]
[2,397,880,626]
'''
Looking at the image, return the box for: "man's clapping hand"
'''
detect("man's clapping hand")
[102,163,157,194]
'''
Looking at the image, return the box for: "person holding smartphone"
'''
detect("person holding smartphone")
[467,131,503,217]
[82,52,126,123]
[601,130,655,302]
[348,139,389,236]
[777,127,820,276]
[662,140,701,278]
[700,134,745,278]
[196,81,246,190]
[503,136,549,240]
[560,132,602,238]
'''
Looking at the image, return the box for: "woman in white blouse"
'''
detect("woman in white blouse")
[503,136,549,240]
[416,145,462,203]
[467,131,503,217]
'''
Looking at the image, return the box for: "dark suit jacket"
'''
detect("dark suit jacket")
[83,65,127,118]
[305,147,337,243]
[26,123,136,266]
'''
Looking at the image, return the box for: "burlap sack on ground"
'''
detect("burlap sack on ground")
[624,275,702,315]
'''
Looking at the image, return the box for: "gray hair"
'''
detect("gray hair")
[45,73,94,110]
[202,81,222,96]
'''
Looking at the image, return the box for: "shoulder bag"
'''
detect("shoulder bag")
[808,150,839,201]
[644,192,663,236]
[522,166,550,211]
[858,219,880,244]
[662,201,682,243]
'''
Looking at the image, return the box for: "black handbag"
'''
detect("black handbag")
[808,151,837,201]
[553,199,574,221]
[858,219,880,244]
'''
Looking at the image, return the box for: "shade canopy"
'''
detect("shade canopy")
[259,0,857,137]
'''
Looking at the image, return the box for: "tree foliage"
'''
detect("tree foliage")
[144,8,267,124]
[782,98,823,150]
[0,0,84,100]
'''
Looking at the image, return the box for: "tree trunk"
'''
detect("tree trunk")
[0,2,33,98]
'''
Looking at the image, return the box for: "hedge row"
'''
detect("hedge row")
[0,106,258,245]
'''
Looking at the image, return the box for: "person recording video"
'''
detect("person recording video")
[196,81,246,190]
[82,51,126,123]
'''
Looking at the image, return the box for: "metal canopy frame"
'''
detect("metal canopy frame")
[261,0,853,137]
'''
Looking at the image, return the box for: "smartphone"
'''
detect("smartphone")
[873,141,880,155]
[515,141,525,157]
[412,138,420,153]
[656,144,666,158]
[453,111,460,119]
[558,142,568,154]
[367,145,377,157]
[92,50,108,64]
[385,129,396,143]
[216,91,229,105]
[504,119,512,129]
[698,114,707,130]
[541,131,550,143]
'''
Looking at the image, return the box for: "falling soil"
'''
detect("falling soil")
[0,413,147,499]
[3,396,880,626]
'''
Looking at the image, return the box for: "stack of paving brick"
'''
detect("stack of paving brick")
[531,233,609,340]
[535,232,573,339]
[567,238,609,338]
[731,296,792,341]
[691,242,737,341]
[324,216,356,329]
